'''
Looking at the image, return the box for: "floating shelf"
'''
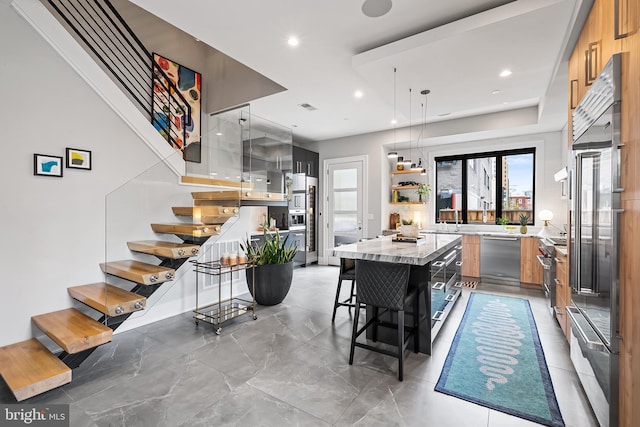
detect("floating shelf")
[392,185,419,190]
[391,170,423,175]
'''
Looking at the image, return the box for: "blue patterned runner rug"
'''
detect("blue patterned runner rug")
[435,292,565,427]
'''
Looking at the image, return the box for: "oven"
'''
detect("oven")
[537,237,557,317]
[289,211,306,228]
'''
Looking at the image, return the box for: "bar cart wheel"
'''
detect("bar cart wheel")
[253,314,258,320]
[215,327,222,335]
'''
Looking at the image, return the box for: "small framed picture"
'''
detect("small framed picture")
[34,154,63,177]
[66,148,92,170]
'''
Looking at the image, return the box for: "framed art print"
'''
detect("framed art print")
[34,154,63,177]
[66,148,92,170]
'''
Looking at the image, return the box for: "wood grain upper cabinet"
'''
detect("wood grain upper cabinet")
[520,237,542,287]
[461,235,480,279]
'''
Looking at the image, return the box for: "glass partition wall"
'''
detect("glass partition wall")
[103,104,292,330]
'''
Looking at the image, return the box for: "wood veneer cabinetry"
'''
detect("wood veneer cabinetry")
[461,235,480,279]
[519,237,543,287]
[568,0,640,424]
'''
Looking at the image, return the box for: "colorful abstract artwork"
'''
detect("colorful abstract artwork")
[152,53,201,151]
[65,148,92,170]
[34,154,63,177]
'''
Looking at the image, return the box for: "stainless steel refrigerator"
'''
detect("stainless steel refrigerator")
[568,54,621,427]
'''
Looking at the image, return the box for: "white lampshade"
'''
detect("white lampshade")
[538,210,553,237]
[539,210,553,222]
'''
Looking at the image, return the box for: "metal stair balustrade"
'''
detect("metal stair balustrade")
[46,0,192,151]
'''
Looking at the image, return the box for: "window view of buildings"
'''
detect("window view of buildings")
[435,150,534,225]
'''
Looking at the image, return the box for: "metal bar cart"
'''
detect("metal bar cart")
[191,260,257,334]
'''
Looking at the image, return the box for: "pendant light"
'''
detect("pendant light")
[402,88,412,167]
[420,89,430,175]
[387,67,398,159]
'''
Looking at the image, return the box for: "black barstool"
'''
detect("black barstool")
[349,259,421,381]
[331,258,356,322]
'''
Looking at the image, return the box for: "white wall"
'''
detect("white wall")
[0,4,162,346]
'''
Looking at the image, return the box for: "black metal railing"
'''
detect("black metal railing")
[46,0,191,151]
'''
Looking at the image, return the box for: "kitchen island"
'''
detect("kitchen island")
[332,234,462,354]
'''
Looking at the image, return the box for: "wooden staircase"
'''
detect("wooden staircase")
[0,179,269,401]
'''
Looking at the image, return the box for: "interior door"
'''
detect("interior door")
[326,159,364,265]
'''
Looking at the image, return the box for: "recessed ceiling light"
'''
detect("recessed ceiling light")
[354,90,363,98]
[491,89,500,95]
[499,69,512,78]
[216,132,222,136]
[391,118,397,124]
[437,112,451,117]
[288,36,299,47]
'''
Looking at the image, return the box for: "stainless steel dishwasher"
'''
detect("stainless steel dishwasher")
[480,235,521,285]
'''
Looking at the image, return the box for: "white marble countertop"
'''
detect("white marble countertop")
[331,234,462,266]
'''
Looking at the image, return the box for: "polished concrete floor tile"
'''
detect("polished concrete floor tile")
[248,342,380,424]
[0,265,599,427]
[181,383,330,426]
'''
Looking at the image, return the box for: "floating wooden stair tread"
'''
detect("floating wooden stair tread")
[172,206,239,217]
[68,282,146,316]
[180,175,248,189]
[127,240,200,258]
[100,260,175,285]
[172,206,238,225]
[0,339,71,401]
[191,190,286,202]
[151,223,220,237]
[32,308,112,354]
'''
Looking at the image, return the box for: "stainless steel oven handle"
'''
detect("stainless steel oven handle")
[536,255,550,269]
[566,307,607,352]
[483,236,518,241]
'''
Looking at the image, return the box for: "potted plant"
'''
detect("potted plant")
[519,214,530,234]
[496,216,509,226]
[240,230,298,305]
[400,219,419,238]
[416,183,431,203]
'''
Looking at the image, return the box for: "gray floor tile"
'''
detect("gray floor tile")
[1,265,599,427]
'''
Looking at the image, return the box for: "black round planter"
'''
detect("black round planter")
[246,261,294,306]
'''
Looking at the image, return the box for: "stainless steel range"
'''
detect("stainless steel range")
[537,236,566,317]
[537,237,558,317]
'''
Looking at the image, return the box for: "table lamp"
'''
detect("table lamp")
[538,210,553,237]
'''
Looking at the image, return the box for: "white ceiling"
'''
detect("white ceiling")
[128,0,588,145]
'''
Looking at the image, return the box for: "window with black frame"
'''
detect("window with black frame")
[435,148,535,225]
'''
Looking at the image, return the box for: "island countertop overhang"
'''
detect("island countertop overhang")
[331,234,462,266]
